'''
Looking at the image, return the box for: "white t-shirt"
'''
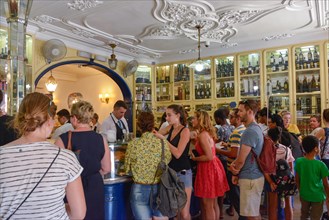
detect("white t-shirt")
[0,142,83,219]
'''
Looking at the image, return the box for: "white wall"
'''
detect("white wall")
[36,74,124,123]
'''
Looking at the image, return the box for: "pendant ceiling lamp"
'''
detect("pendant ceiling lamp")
[189,25,210,72]
[45,71,57,93]
[108,43,118,70]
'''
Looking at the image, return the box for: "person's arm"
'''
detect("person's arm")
[230,143,252,175]
[216,146,239,158]
[192,131,213,162]
[264,173,277,191]
[158,124,172,136]
[100,136,111,175]
[315,128,325,141]
[65,176,86,220]
[295,172,300,191]
[323,177,329,212]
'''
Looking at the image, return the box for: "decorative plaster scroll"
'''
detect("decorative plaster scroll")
[129,48,147,55]
[71,28,96,38]
[218,10,262,27]
[67,0,103,11]
[33,15,55,23]
[220,43,238,48]
[262,33,295,41]
[284,0,312,11]
[179,48,197,54]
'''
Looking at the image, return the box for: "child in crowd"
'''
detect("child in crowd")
[295,135,329,220]
[265,127,294,220]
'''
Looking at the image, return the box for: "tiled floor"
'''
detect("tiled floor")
[220,194,302,220]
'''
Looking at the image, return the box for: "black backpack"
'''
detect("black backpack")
[272,146,297,197]
[288,132,303,159]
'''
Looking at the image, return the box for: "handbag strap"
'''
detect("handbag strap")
[321,128,329,159]
[67,131,72,150]
[6,147,61,220]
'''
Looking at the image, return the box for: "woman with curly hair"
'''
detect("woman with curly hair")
[191,110,229,220]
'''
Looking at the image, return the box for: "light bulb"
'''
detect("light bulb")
[195,63,204,72]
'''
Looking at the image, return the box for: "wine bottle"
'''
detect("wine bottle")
[295,50,299,70]
[270,53,275,65]
[255,61,260,74]
[311,75,316,92]
[216,85,221,98]
[185,86,190,100]
[247,62,253,74]
[222,83,227,97]
[313,47,319,68]
[308,48,313,62]
[276,80,281,93]
[302,76,308,93]
[316,75,320,91]
[230,83,234,97]
[267,77,272,95]
[284,51,288,70]
[284,78,289,93]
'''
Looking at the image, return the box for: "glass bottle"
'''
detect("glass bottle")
[267,77,272,95]
[302,76,308,93]
[313,47,319,68]
[284,78,289,93]
[311,75,316,92]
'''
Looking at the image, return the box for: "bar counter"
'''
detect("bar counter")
[103,142,133,220]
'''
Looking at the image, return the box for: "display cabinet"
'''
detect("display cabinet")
[264,48,290,114]
[0,28,33,113]
[156,65,171,102]
[173,63,191,101]
[215,55,235,99]
[238,52,261,101]
[193,59,212,100]
[293,44,322,136]
[134,66,152,112]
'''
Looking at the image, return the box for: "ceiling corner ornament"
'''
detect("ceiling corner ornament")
[129,48,146,55]
[67,0,103,11]
[262,33,295,41]
[33,15,54,23]
[71,27,96,38]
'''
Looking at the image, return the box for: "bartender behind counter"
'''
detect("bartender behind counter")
[100,100,129,141]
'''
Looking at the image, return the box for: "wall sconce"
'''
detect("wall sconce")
[99,93,110,104]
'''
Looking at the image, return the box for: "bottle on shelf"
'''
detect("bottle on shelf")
[284,50,288,70]
[254,61,260,74]
[311,75,316,92]
[165,68,170,83]
[230,83,234,97]
[295,50,299,70]
[316,75,320,91]
[267,77,272,95]
[302,76,308,93]
[284,78,289,93]
[313,47,319,68]
[247,62,253,74]
[270,53,275,65]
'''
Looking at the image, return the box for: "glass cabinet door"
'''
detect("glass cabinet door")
[135,66,152,112]
[265,48,290,114]
[193,59,212,100]
[173,63,191,101]
[238,52,261,100]
[156,65,171,102]
[215,55,235,98]
[293,44,321,136]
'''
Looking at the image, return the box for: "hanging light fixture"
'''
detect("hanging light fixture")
[108,43,118,70]
[189,25,211,72]
[45,71,57,95]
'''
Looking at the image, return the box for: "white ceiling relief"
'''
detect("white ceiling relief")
[67,0,104,11]
[0,0,327,64]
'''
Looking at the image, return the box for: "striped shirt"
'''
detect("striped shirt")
[227,125,246,166]
[0,142,83,220]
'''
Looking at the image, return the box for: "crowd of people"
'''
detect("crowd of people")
[1,92,329,220]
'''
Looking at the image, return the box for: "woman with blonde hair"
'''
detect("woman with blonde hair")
[281,111,301,136]
[0,92,86,219]
[191,110,229,220]
[55,101,110,220]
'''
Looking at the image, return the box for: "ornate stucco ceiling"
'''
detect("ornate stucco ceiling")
[0,0,328,64]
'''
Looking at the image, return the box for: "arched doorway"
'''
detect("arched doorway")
[34,59,133,132]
